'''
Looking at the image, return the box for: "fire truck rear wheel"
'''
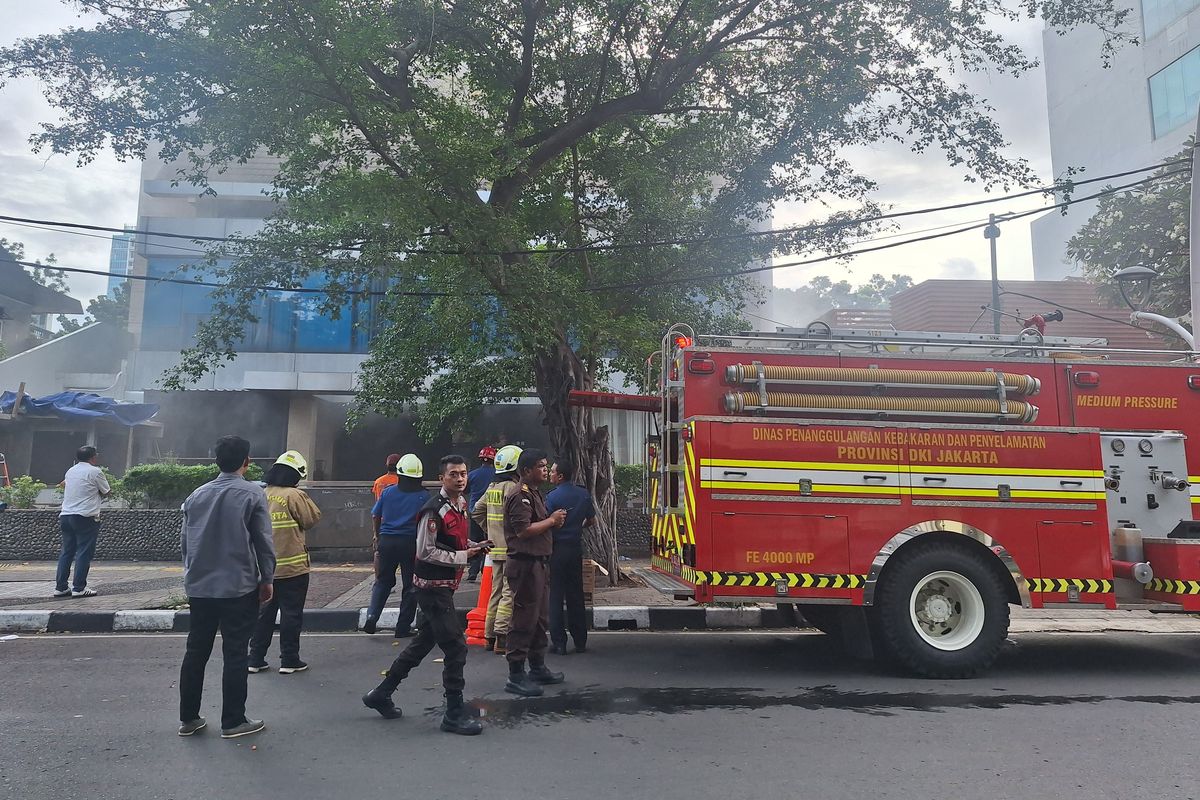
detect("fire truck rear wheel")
[873,541,1010,678]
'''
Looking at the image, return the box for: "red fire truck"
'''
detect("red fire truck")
[574,321,1200,677]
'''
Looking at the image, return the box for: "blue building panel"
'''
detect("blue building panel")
[141,257,378,353]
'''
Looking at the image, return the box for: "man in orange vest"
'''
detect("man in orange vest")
[372,454,401,500]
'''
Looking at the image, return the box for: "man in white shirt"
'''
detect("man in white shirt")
[56,445,111,598]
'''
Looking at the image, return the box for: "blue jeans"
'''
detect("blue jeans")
[56,515,100,592]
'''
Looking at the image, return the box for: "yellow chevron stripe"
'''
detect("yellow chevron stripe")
[691,571,868,589]
[684,440,698,545]
[1026,578,1113,593]
[1148,578,1200,595]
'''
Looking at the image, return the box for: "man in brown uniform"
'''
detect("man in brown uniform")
[502,448,567,697]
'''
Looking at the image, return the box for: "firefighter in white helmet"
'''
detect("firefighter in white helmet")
[472,444,522,653]
[362,453,430,637]
[249,451,321,674]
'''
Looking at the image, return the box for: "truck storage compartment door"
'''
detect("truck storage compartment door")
[1033,521,1114,608]
[702,513,859,598]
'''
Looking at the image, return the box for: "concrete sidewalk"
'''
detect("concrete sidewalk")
[0,559,679,612]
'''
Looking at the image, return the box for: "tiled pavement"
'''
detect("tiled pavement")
[0,562,375,611]
[0,561,672,612]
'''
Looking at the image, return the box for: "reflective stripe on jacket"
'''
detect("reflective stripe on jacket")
[265,486,322,579]
[470,478,519,560]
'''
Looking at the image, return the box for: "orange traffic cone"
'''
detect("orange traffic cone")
[465,554,493,646]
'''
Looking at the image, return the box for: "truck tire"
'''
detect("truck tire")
[797,604,843,636]
[873,540,1010,678]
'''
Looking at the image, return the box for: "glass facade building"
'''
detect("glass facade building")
[1149,45,1200,137]
[106,226,134,296]
[139,257,382,353]
[1143,0,1200,39]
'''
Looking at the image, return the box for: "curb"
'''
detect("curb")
[0,605,780,634]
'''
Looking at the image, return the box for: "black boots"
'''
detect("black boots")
[528,661,565,685]
[440,693,483,736]
[362,685,403,719]
[361,616,378,635]
[504,660,544,697]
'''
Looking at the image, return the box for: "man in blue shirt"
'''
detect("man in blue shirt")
[465,446,496,581]
[546,458,595,654]
[363,454,429,637]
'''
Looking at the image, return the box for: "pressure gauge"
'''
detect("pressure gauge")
[1138,439,1154,455]
[1110,439,1126,454]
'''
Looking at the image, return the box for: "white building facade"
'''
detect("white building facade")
[1032,0,1200,279]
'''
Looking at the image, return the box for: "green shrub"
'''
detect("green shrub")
[614,463,644,500]
[0,475,48,509]
[121,462,265,508]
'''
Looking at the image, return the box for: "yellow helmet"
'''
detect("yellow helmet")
[494,445,522,474]
[274,450,308,479]
[397,453,424,478]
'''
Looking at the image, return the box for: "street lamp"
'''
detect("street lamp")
[1113,265,1196,350]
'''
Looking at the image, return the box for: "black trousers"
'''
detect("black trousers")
[179,589,259,730]
[550,542,588,650]
[367,535,418,635]
[505,556,549,664]
[249,573,310,664]
[379,587,467,694]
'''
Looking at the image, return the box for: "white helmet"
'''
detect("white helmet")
[397,453,423,478]
[494,445,522,474]
[274,450,308,479]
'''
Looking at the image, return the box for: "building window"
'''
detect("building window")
[1150,46,1200,137]
[1144,0,1200,39]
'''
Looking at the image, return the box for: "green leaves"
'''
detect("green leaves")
[4,0,1132,439]
[1067,141,1193,323]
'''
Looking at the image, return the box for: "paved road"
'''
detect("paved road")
[3,630,1199,799]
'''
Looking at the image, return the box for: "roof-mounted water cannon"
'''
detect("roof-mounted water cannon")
[1113,266,1196,351]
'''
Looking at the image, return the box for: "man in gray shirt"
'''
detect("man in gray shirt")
[178,435,275,740]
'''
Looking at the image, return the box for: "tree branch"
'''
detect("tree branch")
[504,0,544,135]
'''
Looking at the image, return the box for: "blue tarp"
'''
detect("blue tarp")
[0,391,159,427]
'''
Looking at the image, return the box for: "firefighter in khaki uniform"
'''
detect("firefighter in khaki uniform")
[249,451,322,674]
[472,445,522,653]
[502,448,567,697]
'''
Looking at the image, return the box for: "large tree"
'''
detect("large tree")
[2,0,1128,576]
[1067,142,1194,323]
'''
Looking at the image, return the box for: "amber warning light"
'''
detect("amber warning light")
[674,335,693,349]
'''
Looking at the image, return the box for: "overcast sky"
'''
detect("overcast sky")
[0,3,1082,316]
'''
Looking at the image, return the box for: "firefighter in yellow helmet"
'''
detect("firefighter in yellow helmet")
[249,451,321,674]
[362,453,430,636]
[471,444,521,653]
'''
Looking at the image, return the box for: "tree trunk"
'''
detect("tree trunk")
[533,343,619,585]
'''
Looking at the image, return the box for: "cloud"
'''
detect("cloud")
[0,2,140,306]
[938,257,985,279]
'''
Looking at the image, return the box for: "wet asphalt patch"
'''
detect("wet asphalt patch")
[460,685,1200,726]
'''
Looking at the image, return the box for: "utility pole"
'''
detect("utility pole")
[984,214,1002,334]
[1190,109,1200,332]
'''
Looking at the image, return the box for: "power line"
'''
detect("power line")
[0,155,1191,258]
[590,168,1192,291]
[14,260,456,298]
[20,166,1190,300]
[997,286,1176,338]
